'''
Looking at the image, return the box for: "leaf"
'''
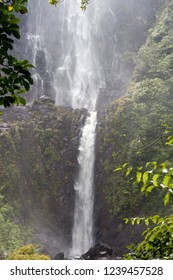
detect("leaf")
[14,4,20,13]
[137,166,143,171]
[0,97,4,105]
[164,192,171,206]
[22,80,30,91]
[8,6,13,12]
[124,218,129,224]
[18,89,26,94]
[151,215,160,224]
[11,29,20,39]
[136,217,141,225]
[126,166,133,176]
[18,96,26,106]
[163,175,170,187]
[141,184,147,192]
[3,100,10,108]
[114,163,128,172]
[143,171,149,184]
[146,185,155,194]
[152,161,157,170]
[136,172,142,183]
[19,6,28,14]
[114,167,122,172]
[168,187,173,194]
[5,96,15,104]
[1,68,10,75]
[166,136,173,146]
[145,243,150,251]
[152,174,160,186]
[10,18,20,25]
[160,162,166,170]
[145,219,149,226]
[17,60,31,66]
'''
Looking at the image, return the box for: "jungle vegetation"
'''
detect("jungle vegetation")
[1,0,173,259]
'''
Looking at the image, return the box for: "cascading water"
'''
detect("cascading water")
[71,111,97,256]
[26,0,116,256]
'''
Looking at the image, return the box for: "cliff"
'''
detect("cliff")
[94,0,173,255]
[0,100,87,255]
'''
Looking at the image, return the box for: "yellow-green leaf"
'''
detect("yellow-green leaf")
[146,185,155,194]
[8,6,13,12]
[164,192,171,206]
[152,174,160,186]
[143,171,149,184]
[163,175,170,187]
[136,172,142,183]
[126,167,133,176]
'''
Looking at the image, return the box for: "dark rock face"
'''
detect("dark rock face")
[34,50,55,100]
[53,252,64,260]
[0,101,87,256]
[81,243,113,260]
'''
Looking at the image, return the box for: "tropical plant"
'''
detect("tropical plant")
[81,0,91,10]
[124,215,173,259]
[0,0,34,108]
[7,244,51,260]
[0,193,31,259]
[115,133,173,259]
[49,0,91,10]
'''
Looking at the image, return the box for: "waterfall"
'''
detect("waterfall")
[26,0,115,255]
[71,111,97,256]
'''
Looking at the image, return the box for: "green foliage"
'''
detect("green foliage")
[117,133,173,259]
[96,1,173,258]
[49,0,59,6]
[115,158,173,207]
[97,0,173,219]
[0,193,31,259]
[81,0,90,10]
[122,51,137,68]
[0,104,84,250]
[0,0,33,108]
[7,244,50,260]
[49,0,90,10]
[124,215,173,260]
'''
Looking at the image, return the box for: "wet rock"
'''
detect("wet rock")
[81,243,113,260]
[35,50,47,76]
[0,103,86,257]
[68,255,84,260]
[53,252,64,260]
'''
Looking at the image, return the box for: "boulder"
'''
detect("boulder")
[81,243,113,260]
[53,252,64,260]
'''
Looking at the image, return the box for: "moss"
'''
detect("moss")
[0,103,84,252]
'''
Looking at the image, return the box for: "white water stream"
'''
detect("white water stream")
[27,0,109,256]
[71,111,97,256]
